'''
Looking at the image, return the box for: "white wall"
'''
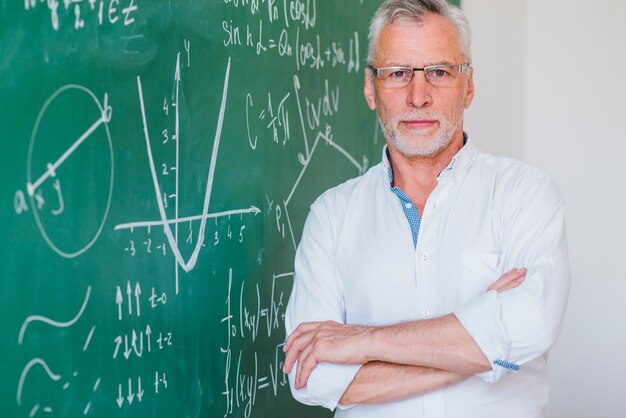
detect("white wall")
[463,1,526,159]
[464,1,626,417]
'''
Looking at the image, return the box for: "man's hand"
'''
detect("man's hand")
[488,268,527,292]
[283,321,375,389]
[284,267,527,389]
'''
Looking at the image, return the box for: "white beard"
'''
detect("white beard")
[378,109,462,158]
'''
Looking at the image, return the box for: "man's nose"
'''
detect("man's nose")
[407,71,433,108]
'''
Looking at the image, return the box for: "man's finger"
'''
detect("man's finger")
[284,321,319,351]
[283,334,306,373]
[488,267,527,293]
[296,342,320,389]
[283,350,298,374]
[295,342,312,389]
[284,325,320,373]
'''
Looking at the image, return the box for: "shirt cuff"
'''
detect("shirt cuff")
[453,290,513,383]
[289,362,362,410]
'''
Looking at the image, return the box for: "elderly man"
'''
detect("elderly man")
[283,0,570,417]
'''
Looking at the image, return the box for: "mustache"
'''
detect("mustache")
[396,109,442,121]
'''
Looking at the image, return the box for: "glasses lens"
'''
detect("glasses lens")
[424,65,460,86]
[375,64,468,88]
[378,67,413,88]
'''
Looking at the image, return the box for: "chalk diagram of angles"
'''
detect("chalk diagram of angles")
[278,74,370,252]
[115,54,260,294]
[23,85,114,258]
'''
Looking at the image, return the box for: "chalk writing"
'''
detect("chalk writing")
[10,2,379,417]
[24,0,139,31]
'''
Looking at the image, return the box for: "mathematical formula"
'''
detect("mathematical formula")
[221,269,290,417]
[24,0,139,31]
[11,1,377,417]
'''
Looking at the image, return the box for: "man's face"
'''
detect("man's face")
[364,14,474,158]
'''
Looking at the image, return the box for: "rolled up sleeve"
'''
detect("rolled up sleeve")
[285,195,362,410]
[454,175,571,384]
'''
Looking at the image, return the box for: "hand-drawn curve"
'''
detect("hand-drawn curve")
[18,286,92,345]
[16,358,62,406]
[136,58,231,273]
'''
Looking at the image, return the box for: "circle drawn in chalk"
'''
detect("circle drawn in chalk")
[26,85,114,258]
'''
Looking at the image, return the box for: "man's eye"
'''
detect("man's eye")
[390,70,409,79]
[432,68,451,77]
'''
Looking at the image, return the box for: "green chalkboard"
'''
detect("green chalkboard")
[0,1,386,417]
[0,0,462,417]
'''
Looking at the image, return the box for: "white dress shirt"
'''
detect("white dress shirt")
[285,139,571,418]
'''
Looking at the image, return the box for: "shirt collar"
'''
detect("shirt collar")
[382,146,394,185]
[381,133,478,186]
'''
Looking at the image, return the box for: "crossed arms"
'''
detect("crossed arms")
[283,174,570,409]
[283,269,526,405]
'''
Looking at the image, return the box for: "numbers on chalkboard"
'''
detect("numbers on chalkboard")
[154,371,168,394]
[157,332,173,350]
[73,4,85,30]
[122,238,171,257]
[25,0,141,31]
[266,91,292,146]
[150,288,167,307]
[125,240,136,256]
[10,3,381,416]
[202,217,254,248]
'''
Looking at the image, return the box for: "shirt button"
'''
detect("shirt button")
[422,310,430,318]
[405,202,412,209]
[422,252,429,261]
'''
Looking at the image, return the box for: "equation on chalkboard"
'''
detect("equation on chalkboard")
[0,1,385,417]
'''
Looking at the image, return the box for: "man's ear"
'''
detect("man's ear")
[464,67,475,109]
[364,68,377,110]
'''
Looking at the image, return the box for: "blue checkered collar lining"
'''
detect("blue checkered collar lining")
[381,134,477,186]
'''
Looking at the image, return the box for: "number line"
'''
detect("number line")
[174,53,181,294]
[114,206,261,231]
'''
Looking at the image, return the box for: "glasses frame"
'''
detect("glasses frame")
[368,63,471,88]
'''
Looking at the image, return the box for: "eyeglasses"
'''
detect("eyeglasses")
[368,63,471,88]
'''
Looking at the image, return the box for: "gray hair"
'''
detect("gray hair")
[367,0,472,64]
